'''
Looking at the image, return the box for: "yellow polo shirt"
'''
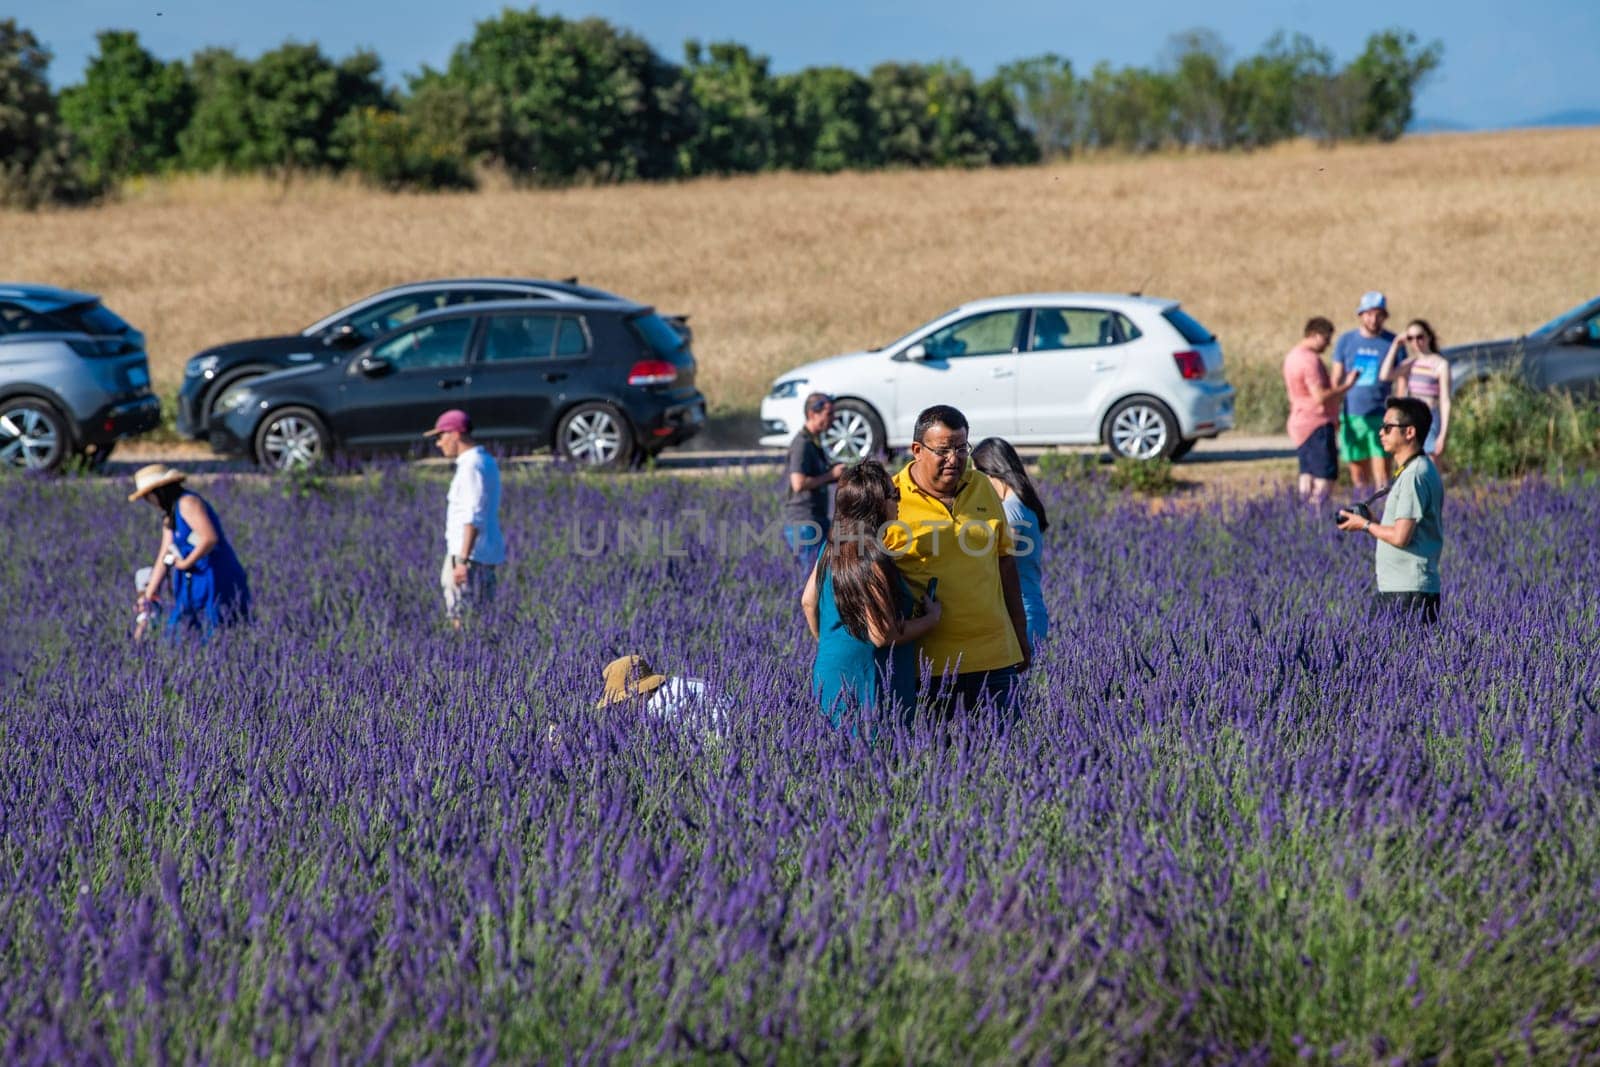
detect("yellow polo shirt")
[883,464,1022,675]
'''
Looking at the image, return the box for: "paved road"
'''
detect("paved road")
[105,433,1294,477]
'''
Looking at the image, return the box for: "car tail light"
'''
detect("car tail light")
[1173,350,1206,380]
[627,360,679,386]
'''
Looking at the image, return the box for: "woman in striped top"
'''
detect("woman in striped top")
[1379,318,1452,457]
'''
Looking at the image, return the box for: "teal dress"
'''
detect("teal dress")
[167,492,252,639]
[812,565,920,726]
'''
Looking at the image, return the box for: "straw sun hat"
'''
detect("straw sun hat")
[596,654,668,709]
[127,464,188,502]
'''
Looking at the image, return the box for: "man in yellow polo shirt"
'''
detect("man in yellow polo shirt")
[882,405,1031,718]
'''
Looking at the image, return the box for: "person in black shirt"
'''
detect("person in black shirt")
[783,392,845,572]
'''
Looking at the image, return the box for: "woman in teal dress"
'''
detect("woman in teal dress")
[130,465,252,639]
[801,461,941,727]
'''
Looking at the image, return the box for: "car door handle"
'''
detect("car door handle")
[1093,361,1115,372]
[437,376,469,389]
[543,371,568,382]
[992,368,1014,378]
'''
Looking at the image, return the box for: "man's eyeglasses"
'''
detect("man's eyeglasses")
[1379,421,1412,434]
[920,443,971,462]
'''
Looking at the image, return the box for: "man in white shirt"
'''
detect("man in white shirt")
[425,409,504,628]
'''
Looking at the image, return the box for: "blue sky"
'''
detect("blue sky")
[25,0,1599,128]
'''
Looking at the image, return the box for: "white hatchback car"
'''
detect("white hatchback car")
[759,293,1235,461]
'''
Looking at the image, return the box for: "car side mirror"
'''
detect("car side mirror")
[357,354,393,378]
[1560,324,1589,345]
[325,323,364,349]
[901,342,928,362]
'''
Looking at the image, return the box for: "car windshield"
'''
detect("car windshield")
[630,313,692,365]
[871,308,961,352]
[1161,306,1215,344]
[1530,297,1600,338]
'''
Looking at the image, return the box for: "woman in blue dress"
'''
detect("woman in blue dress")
[801,461,941,728]
[130,465,252,639]
[972,438,1050,647]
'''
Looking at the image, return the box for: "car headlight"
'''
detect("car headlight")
[768,378,808,399]
[215,387,253,414]
[186,354,221,378]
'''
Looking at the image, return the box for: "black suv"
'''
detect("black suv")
[176,277,690,440]
[205,299,705,470]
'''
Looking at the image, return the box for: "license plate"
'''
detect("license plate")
[128,366,150,387]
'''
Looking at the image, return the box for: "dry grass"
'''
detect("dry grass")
[4,128,1600,435]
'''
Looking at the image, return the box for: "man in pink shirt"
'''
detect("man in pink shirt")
[1283,317,1358,503]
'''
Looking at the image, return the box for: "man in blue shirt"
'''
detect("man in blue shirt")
[1332,291,1396,493]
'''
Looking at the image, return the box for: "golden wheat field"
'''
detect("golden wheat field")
[4,126,1599,436]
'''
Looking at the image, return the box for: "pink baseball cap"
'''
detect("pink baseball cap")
[424,409,471,437]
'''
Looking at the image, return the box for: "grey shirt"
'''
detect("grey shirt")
[1376,453,1444,593]
[783,431,831,525]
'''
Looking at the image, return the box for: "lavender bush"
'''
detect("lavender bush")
[3,465,1598,1063]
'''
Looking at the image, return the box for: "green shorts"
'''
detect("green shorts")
[1338,413,1385,463]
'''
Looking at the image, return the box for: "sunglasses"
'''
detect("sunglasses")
[806,398,834,413]
[1379,421,1413,433]
[1404,333,1429,342]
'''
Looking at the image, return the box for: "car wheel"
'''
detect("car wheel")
[254,407,329,471]
[1168,438,1197,461]
[821,399,885,463]
[1105,397,1179,460]
[556,402,634,469]
[0,399,70,472]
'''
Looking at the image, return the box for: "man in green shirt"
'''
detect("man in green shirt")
[1336,396,1444,623]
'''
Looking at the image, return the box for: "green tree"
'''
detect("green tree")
[248,43,387,171]
[1228,32,1333,147]
[773,66,878,172]
[440,8,691,183]
[58,30,192,184]
[996,54,1079,159]
[1164,29,1232,147]
[179,43,387,173]
[679,40,777,175]
[178,47,255,170]
[1081,62,1174,151]
[868,61,1036,168]
[1344,29,1443,141]
[0,19,94,207]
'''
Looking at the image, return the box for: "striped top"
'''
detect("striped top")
[1406,355,1444,402]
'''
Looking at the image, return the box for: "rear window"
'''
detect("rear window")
[629,313,692,364]
[63,301,134,336]
[1162,307,1215,345]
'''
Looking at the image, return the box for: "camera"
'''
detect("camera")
[163,552,177,566]
[1332,502,1372,527]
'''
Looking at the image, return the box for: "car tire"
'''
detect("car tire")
[1104,397,1180,461]
[556,402,634,470]
[0,398,70,472]
[1168,438,1197,461]
[254,406,329,471]
[821,399,885,463]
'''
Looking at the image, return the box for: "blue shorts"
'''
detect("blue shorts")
[1296,423,1337,480]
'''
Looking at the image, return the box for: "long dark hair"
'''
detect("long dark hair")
[971,437,1049,531]
[150,482,186,528]
[819,461,901,642]
[1405,318,1439,353]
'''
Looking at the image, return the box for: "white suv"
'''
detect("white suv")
[759,293,1235,461]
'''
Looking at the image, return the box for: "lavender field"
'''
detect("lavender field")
[4,465,1599,1063]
